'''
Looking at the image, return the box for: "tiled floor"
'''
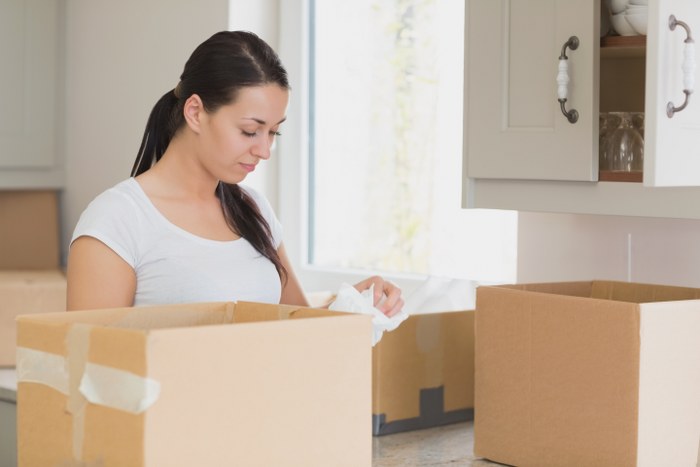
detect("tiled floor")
[373,422,506,466]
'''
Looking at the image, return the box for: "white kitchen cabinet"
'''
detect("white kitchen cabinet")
[0,0,63,188]
[464,0,700,218]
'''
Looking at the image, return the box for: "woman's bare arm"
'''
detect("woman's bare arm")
[66,236,137,311]
[278,242,311,307]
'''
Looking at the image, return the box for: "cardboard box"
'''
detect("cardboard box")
[475,280,700,467]
[372,310,474,435]
[16,301,372,467]
[0,190,60,270]
[0,270,66,367]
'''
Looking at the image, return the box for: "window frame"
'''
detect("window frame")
[276,0,426,295]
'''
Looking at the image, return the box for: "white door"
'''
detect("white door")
[645,0,700,186]
[465,0,598,181]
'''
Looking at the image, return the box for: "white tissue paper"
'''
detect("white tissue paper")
[401,276,475,314]
[328,283,409,346]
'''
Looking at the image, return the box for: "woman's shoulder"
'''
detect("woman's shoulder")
[74,178,147,234]
[86,178,145,211]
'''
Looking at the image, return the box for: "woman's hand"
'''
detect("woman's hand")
[353,275,404,317]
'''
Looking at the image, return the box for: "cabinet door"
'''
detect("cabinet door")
[466,0,598,181]
[0,0,58,169]
[645,0,700,186]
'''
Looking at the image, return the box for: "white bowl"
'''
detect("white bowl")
[611,13,638,36]
[607,0,629,14]
[625,13,648,35]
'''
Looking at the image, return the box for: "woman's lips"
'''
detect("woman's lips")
[240,163,256,173]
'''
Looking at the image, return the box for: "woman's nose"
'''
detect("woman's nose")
[252,141,271,160]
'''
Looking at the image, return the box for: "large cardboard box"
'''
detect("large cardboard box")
[0,190,65,366]
[0,271,66,366]
[475,280,700,467]
[372,310,474,435]
[16,301,372,467]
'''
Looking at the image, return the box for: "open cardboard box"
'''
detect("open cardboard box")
[474,280,700,467]
[372,310,474,435]
[0,190,66,367]
[17,301,372,466]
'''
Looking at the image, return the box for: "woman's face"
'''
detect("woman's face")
[196,84,289,184]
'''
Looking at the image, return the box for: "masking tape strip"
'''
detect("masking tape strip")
[16,346,69,395]
[67,324,91,462]
[80,362,160,414]
[16,346,161,414]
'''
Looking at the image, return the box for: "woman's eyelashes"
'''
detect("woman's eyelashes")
[241,129,282,138]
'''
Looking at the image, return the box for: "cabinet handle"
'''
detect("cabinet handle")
[557,36,579,124]
[667,15,696,118]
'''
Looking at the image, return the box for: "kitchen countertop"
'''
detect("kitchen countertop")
[1,370,504,465]
[0,369,16,403]
[373,422,505,466]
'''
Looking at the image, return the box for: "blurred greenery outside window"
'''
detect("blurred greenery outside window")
[309,0,465,275]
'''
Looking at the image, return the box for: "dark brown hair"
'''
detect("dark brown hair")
[131,31,289,283]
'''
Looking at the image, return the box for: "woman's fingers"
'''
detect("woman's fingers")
[353,275,404,316]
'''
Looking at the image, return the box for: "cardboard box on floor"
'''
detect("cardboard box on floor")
[0,271,66,367]
[475,280,700,467]
[372,310,474,435]
[0,190,66,367]
[16,301,372,467]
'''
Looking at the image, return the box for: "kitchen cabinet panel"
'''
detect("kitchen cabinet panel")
[646,0,700,186]
[466,0,598,182]
[0,0,63,188]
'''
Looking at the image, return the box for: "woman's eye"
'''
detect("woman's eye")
[270,131,282,137]
[242,130,257,137]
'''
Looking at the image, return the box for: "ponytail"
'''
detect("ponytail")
[130,31,289,284]
[131,89,182,177]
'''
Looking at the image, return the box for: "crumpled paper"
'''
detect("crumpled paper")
[328,283,409,346]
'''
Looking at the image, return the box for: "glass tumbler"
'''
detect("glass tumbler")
[606,112,644,172]
[599,112,622,171]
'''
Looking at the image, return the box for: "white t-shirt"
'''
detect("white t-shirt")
[71,178,283,306]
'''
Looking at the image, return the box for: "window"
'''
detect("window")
[278,0,517,295]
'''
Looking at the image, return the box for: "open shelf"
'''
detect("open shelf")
[598,170,643,183]
[600,35,646,48]
[600,35,646,58]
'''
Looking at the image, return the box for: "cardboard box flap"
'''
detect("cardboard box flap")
[591,280,700,303]
[233,301,349,322]
[497,280,700,304]
[500,281,593,298]
[17,302,233,329]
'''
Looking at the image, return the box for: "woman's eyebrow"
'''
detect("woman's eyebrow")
[243,117,287,125]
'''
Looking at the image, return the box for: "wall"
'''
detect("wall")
[517,212,700,288]
[62,0,229,264]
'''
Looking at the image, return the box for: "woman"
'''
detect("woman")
[66,30,404,316]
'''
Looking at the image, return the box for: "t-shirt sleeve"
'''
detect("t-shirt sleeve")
[70,187,140,268]
[241,185,284,248]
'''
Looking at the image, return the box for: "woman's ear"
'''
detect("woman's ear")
[183,94,205,134]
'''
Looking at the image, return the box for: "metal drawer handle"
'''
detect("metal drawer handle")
[667,15,696,118]
[557,36,579,124]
